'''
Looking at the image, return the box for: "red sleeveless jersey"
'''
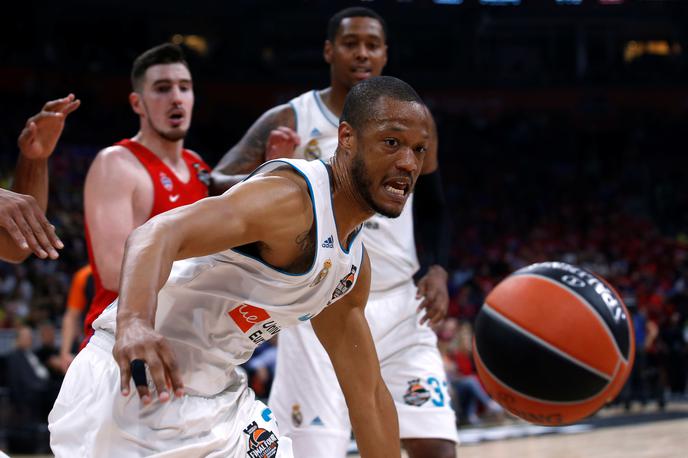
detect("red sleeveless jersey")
[82,139,211,347]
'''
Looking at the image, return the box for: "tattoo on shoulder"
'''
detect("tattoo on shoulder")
[223,106,295,174]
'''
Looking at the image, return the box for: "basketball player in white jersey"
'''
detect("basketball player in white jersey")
[213,7,457,458]
[49,76,429,458]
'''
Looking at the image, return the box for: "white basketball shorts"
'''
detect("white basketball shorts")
[269,280,457,457]
[49,330,293,458]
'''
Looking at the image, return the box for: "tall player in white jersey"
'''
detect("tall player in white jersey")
[213,7,457,458]
[49,76,430,458]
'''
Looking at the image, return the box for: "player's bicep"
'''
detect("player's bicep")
[149,174,311,260]
[214,104,295,174]
[84,153,139,290]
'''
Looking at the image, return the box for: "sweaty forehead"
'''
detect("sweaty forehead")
[337,17,385,40]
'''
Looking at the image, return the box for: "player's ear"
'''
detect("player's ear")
[323,40,333,64]
[338,121,354,155]
[129,92,143,116]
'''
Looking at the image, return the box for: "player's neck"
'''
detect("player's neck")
[328,157,374,242]
[132,132,184,162]
[319,85,348,118]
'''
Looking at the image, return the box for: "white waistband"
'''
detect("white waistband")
[88,329,116,352]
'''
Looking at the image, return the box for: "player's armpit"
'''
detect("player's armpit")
[311,253,401,458]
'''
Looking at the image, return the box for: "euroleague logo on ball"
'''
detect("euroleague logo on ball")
[525,262,627,323]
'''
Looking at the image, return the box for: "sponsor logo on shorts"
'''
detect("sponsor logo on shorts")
[291,403,303,427]
[159,172,173,191]
[243,421,278,458]
[328,265,357,304]
[229,304,270,333]
[403,378,431,407]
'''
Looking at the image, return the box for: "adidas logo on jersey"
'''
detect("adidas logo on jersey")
[310,416,324,426]
[321,235,334,249]
[309,127,321,137]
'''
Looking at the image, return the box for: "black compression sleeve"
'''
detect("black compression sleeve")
[413,169,450,274]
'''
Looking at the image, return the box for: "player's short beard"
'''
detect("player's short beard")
[154,124,187,142]
[351,153,401,218]
[142,100,187,142]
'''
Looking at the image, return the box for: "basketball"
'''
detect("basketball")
[472,261,635,426]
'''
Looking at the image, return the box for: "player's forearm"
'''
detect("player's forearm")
[117,218,180,326]
[350,381,400,458]
[12,154,48,211]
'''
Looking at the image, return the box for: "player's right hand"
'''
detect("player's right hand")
[113,317,184,405]
[265,126,301,161]
[0,188,63,259]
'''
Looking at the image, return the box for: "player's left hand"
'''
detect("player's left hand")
[416,265,449,325]
[18,94,80,160]
[113,317,184,405]
[265,126,300,161]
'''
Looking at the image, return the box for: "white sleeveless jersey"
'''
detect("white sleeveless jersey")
[290,89,419,292]
[92,159,365,397]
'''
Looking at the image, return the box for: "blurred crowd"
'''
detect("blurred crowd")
[1,107,687,451]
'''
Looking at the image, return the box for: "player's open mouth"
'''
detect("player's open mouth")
[352,67,372,78]
[383,179,410,198]
[168,111,185,126]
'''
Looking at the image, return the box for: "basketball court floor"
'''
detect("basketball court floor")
[8,402,687,457]
[353,402,688,458]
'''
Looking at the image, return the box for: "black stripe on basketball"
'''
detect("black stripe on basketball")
[512,262,631,360]
[474,304,610,403]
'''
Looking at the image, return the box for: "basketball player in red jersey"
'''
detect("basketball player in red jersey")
[62,43,211,352]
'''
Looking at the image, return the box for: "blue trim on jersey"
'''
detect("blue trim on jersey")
[231,160,319,277]
[288,101,298,134]
[313,90,339,128]
[318,159,363,254]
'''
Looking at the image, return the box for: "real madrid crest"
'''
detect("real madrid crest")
[309,259,332,287]
[304,138,321,160]
[291,403,303,427]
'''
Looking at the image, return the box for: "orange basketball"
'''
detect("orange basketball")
[472,261,635,425]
